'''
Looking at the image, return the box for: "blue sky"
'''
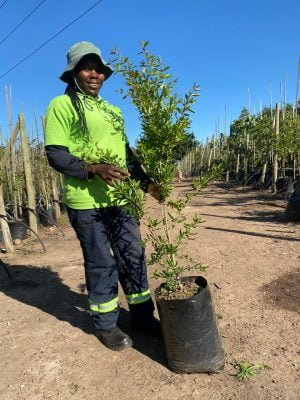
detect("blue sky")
[0,0,299,145]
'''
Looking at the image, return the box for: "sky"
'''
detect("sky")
[0,0,299,146]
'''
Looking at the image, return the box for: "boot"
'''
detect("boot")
[95,326,133,351]
[129,300,163,339]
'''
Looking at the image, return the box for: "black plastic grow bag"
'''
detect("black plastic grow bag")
[0,219,27,242]
[284,181,300,222]
[156,276,224,373]
[37,206,56,227]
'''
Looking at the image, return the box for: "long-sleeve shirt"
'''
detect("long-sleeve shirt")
[45,93,151,209]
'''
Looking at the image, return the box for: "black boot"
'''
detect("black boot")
[129,300,163,340]
[95,326,133,351]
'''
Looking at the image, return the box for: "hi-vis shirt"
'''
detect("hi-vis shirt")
[45,93,127,210]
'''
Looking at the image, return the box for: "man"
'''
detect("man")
[45,41,161,351]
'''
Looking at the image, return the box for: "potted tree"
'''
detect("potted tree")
[110,42,225,373]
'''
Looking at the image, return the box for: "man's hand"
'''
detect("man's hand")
[86,163,130,185]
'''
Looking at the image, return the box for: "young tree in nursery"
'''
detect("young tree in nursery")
[112,42,225,374]
[250,108,274,180]
[229,108,256,181]
[278,106,300,168]
[111,41,217,295]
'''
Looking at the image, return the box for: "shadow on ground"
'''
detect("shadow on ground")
[177,181,287,210]
[200,210,287,224]
[260,270,300,313]
[204,226,300,242]
[0,262,167,366]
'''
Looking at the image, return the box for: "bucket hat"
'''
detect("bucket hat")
[59,41,114,83]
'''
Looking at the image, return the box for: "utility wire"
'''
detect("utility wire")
[0,0,8,10]
[0,0,47,46]
[0,0,105,80]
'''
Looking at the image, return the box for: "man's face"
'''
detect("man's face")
[74,54,106,97]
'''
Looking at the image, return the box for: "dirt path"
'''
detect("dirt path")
[0,182,299,400]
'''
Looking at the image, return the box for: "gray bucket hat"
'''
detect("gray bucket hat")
[59,41,114,83]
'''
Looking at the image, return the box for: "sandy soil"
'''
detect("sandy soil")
[0,182,299,400]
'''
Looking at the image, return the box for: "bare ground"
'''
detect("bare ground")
[0,182,299,400]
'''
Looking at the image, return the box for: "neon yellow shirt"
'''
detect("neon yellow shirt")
[45,93,126,209]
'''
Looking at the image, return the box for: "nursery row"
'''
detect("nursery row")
[178,103,300,194]
[0,114,62,253]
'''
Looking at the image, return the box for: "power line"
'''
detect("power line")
[0,0,47,46]
[0,0,8,10]
[0,0,105,80]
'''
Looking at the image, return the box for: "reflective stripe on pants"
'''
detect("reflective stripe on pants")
[126,289,151,305]
[89,296,119,313]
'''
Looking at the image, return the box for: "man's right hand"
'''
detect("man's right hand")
[86,164,130,185]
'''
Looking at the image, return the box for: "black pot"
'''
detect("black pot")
[38,206,56,227]
[0,219,27,242]
[284,181,300,222]
[155,276,224,373]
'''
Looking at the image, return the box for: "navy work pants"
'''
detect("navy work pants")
[67,206,153,330]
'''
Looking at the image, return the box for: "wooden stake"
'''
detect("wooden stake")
[0,121,20,170]
[295,56,300,117]
[0,186,14,253]
[19,114,38,234]
[269,81,273,118]
[4,85,19,218]
[260,162,267,185]
[51,174,61,222]
[272,103,280,194]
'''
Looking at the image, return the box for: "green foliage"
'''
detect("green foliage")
[229,108,257,172]
[144,169,217,292]
[250,108,274,165]
[192,176,209,191]
[172,131,199,160]
[247,105,300,169]
[112,41,200,202]
[234,361,270,380]
[228,105,300,175]
[81,145,146,220]
[192,162,223,191]
[111,178,146,220]
[277,110,300,158]
[147,164,222,291]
